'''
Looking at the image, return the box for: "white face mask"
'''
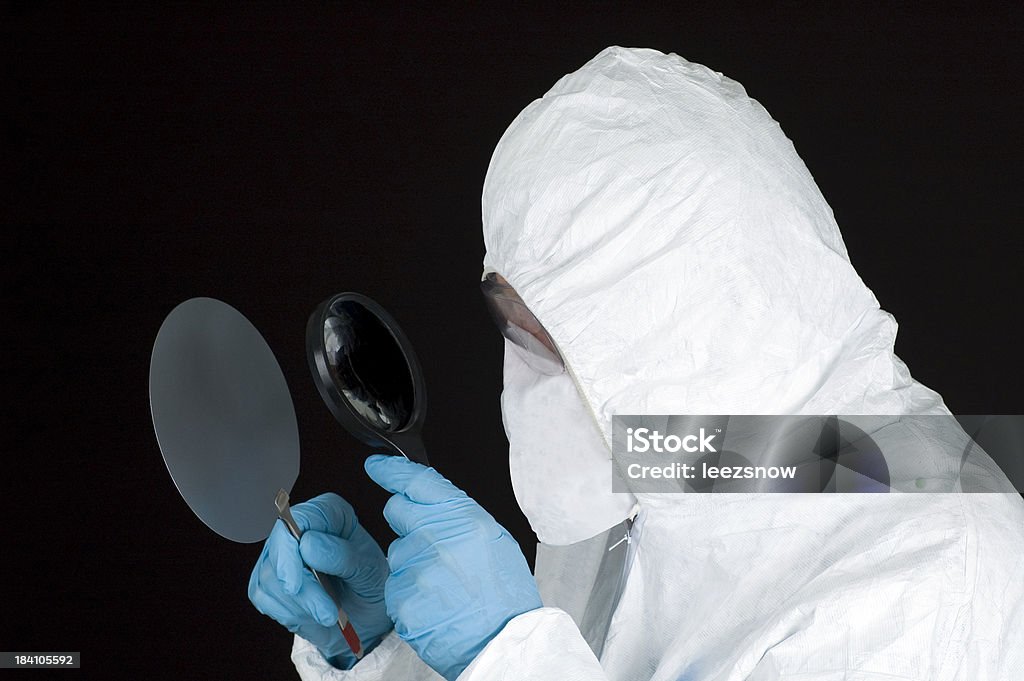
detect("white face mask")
[500,341,638,546]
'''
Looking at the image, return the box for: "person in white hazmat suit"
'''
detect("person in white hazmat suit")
[249,46,1024,680]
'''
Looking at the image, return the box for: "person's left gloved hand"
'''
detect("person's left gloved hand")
[247,493,393,670]
[365,454,543,681]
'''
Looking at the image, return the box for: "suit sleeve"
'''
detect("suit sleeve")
[458,608,608,681]
[291,631,444,681]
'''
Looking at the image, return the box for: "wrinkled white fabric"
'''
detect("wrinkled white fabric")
[293,630,442,681]
[291,45,1024,681]
[460,608,606,679]
[481,47,948,427]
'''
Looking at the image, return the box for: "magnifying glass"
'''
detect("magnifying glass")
[306,293,429,466]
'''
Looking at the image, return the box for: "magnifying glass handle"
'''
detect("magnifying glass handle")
[387,432,429,467]
[274,489,364,660]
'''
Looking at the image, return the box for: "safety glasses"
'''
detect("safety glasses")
[480,272,565,376]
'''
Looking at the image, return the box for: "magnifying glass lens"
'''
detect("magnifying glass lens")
[322,301,414,433]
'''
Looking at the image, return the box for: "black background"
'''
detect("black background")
[3,4,1022,678]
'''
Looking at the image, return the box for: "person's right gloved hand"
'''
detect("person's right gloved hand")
[248,492,393,669]
[366,455,543,681]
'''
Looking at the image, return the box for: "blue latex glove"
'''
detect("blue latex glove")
[248,493,393,669]
[365,454,543,681]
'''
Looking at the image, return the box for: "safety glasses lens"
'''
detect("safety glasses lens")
[481,274,565,376]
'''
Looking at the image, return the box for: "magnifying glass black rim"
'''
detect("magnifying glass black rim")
[306,292,428,460]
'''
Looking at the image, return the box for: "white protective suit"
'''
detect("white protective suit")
[292,46,1024,681]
